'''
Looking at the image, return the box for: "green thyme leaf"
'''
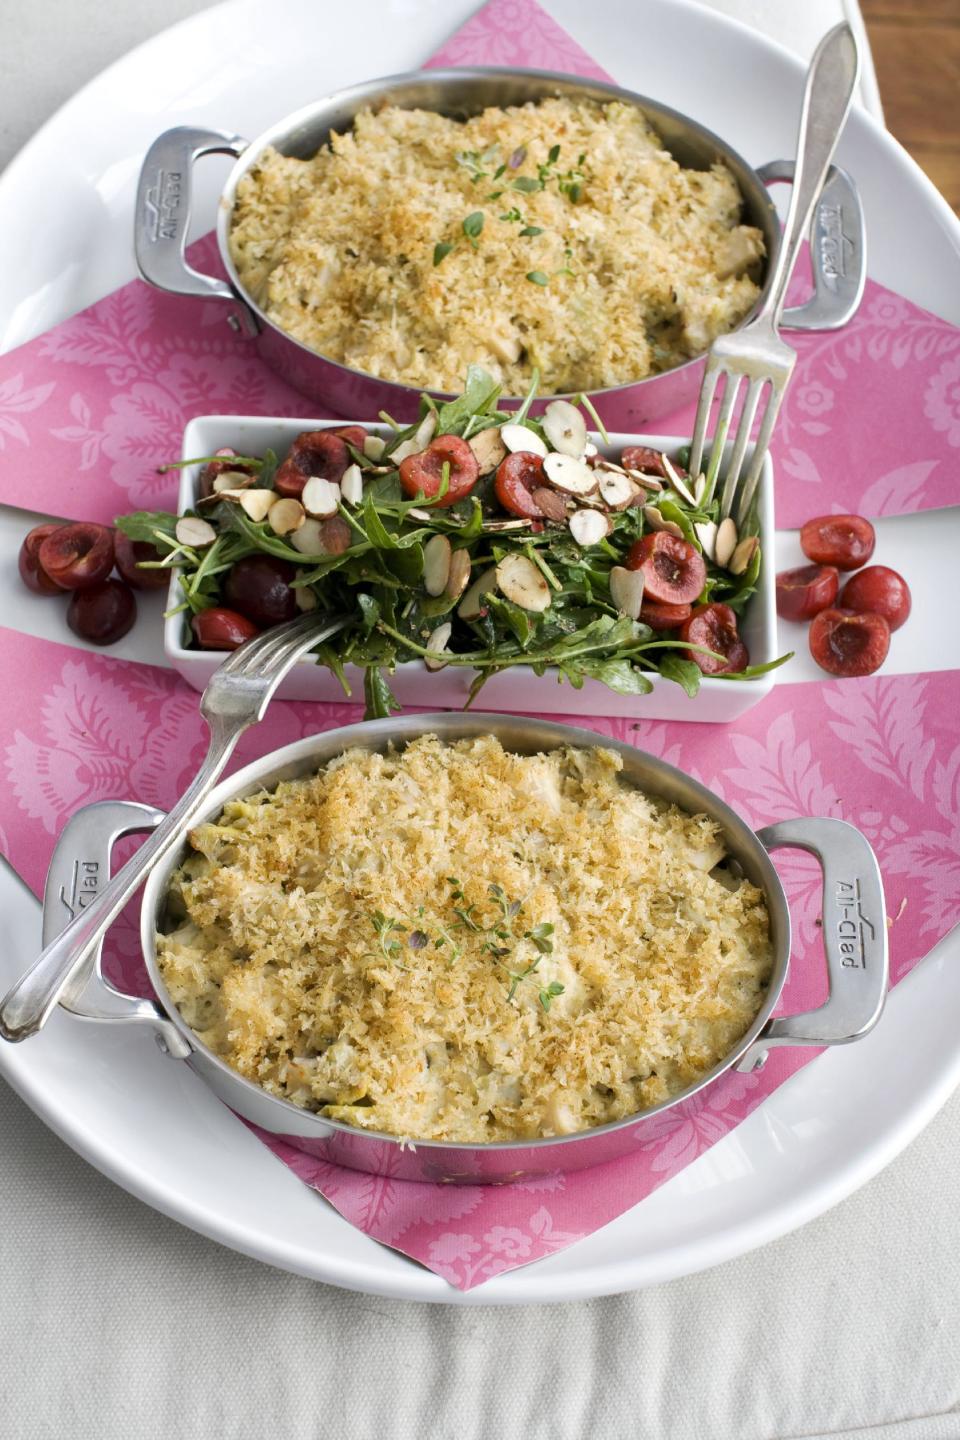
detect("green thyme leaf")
[526,270,550,286]
[462,212,485,242]
[433,242,454,266]
[519,225,543,237]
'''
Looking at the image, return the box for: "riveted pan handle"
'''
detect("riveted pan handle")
[134,125,258,335]
[756,160,866,331]
[40,800,190,1058]
[736,817,887,1072]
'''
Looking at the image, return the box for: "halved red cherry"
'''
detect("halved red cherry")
[333,425,368,450]
[199,448,258,498]
[66,580,136,645]
[639,599,693,632]
[775,563,839,622]
[494,452,548,519]
[114,532,171,591]
[620,445,679,479]
[625,532,706,605]
[839,566,911,632]
[192,608,259,650]
[275,431,351,498]
[39,522,115,590]
[399,435,479,508]
[809,607,890,676]
[800,514,875,571]
[18,523,64,595]
[224,555,298,626]
[679,603,749,675]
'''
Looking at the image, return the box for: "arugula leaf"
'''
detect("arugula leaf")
[436,364,501,436]
[384,544,424,587]
[363,668,401,720]
[356,592,380,639]
[315,644,352,698]
[721,653,795,680]
[115,511,179,546]
[657,653,702,697]
[569,658,654,695]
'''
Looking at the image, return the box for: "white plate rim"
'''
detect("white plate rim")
[0,0,958,1305]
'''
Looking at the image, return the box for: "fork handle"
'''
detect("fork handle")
[760,22,860,328]
[0,713,244,1043]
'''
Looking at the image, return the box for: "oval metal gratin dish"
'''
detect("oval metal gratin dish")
[39,714,887,1183]
[133,67,866,426]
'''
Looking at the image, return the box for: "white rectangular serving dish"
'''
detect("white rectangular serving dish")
[165,416,777,722]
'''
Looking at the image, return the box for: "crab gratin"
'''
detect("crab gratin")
[228,96,765,394]
[156,736,772,1142]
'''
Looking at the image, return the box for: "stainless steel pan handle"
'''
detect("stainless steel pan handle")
[756,160,866,331]
[134,124,257,333]
[38,800,188,1056]
[737,817,887,1072]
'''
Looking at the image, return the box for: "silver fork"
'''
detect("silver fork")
[0,609,349,1043]
[689,22,860,528]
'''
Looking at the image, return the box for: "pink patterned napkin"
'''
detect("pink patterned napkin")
[0,0,958,530]
[1,623,955,1289]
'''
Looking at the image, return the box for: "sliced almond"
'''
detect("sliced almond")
[318,516,352,556]
[626,468,664,492]
[391,411,437,464]
[569,509,611,548]
[584,441,598,458]
[693,473,708,507]
[542,453,597,497]
[213,469,257,493]
[481,518,536,532]
[295,586,318,612]
[729,534,760,576]
[660,454,698,507]
[238,489,278,523]
[643,506,684,539]
[715,516,739,569]
[598,470,640,510]
[694,521,718,562]
[175,516,216,548]
[363,434,386,462]
[542,399,587,457]
[301,476,341,519]
[269,498,306,536]
[340,464,364,506]
[290,519,327,556]
[496,553,551,612]
[501,423,548,457]
[423,534,452,596]
[458,565,498,620]
[424,622,453,672]
[468,426,507,475]
[445,549,471,602]
[609,566,645,620]
[531,487,569,523]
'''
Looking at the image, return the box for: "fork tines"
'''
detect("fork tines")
[688,338,796,526]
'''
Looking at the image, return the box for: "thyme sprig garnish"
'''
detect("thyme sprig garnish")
[360,883,562,1010]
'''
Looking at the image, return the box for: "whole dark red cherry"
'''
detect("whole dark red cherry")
[224,555,298,627]
[67,580,137,645]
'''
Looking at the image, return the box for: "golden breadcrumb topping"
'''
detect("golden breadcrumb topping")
[228,98,764,393]
[157,737,771,1142]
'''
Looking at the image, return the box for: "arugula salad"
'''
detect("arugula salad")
[117,367,788,719]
